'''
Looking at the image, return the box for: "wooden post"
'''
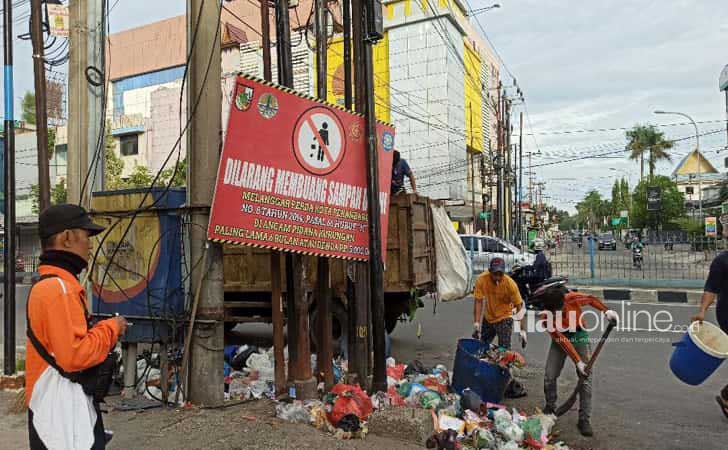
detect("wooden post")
[270,251,286,395]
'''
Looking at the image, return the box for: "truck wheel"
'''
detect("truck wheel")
[310,299,348,357]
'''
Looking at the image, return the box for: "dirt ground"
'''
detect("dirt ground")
[0,391,424,450]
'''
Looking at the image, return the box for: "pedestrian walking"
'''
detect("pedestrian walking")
[691,223,728,418]
[472,257,526,349]
[26,204,128,449]
[538,286,619,437]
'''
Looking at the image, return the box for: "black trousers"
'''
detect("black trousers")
[29,402,106,450]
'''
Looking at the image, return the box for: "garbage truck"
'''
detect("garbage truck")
[223,193,446,344]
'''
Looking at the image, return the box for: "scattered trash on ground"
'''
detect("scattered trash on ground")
[218,344,572,449]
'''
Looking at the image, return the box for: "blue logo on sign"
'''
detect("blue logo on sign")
[382,132,394,151]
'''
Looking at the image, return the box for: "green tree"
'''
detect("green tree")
[631,175,685,229]
[626,125,674,181]
[21,91,36,125]
[104,122,126,189]
[611,180,622,214]
[52,178,67,204]
[576,190,611,231]
[31,178,68,214]
[620,178,630,212]
[159,157,187,187]
[126,165,155,187]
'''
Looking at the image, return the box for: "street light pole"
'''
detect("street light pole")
[654,111,701,218]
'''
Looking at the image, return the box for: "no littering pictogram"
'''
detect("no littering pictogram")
[292,107,346,175]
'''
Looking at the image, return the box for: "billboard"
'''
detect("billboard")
[647,186,661,211]
[705,216,718,237]
[208,75,395,261]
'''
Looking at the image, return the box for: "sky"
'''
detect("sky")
[2,0,727,212]
[470,0,728,212]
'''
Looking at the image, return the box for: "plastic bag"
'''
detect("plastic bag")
[438,413,465,435]
[521,417,543,442]
[534,413,557,436]
[493,409,523,442]
[497,441,520,450]
[461,388,483,413]
[474,429,496,449]
[326,384,374,426]
[387,385,406,406]
[423,377,448,395]
[417,390,443,410]
[276,402,311,424]
[386,364,406,381]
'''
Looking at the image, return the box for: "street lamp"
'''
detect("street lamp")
[654,110,702,219]
[467,3,500,16]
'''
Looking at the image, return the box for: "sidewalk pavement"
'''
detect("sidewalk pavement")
[573,285,703,305]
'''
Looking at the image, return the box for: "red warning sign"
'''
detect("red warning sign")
[293,107,346,175]
[208,75,395,261]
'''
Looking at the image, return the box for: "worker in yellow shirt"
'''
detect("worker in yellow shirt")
[472,257,527,349]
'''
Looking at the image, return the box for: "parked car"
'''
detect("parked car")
[460,234,536,272]
[597,233,617,250]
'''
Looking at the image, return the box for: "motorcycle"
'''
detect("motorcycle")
[632,247,643,269]
[510,265,569,310]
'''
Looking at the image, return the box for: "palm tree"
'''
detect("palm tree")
[626,125,674,181]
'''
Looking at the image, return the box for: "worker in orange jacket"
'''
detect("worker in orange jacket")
[26,204,127,449]
[538,286,618,438]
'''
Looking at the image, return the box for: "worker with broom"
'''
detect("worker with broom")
[537,285,619,437]
[25,204,127,449]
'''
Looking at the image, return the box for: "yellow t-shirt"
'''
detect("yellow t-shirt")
[473,271,523,324]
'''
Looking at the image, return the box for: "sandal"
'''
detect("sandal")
[715,396,728,420]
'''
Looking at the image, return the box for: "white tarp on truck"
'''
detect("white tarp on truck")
[431,204,473,301]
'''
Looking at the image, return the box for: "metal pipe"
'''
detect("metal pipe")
[3,0,17,376]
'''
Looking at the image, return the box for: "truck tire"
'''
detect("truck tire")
[310,298,348,357]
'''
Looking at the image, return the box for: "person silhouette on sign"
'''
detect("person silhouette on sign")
[310,122,330,162]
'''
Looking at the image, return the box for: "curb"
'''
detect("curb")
[572,286,703,305]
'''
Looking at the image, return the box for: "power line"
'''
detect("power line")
[526,119,728,136]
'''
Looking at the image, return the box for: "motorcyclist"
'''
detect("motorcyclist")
[533,239,552,282]
[630,237,644,266]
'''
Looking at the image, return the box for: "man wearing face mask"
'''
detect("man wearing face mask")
[26,204,128,449]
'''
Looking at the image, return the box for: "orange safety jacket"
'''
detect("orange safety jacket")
[25,264,121,405]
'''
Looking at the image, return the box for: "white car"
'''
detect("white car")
[460,234,536,273]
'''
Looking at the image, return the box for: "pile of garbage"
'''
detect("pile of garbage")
[224,345,278,401]
[268,353,571,449]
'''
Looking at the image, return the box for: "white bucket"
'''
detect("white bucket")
[689,321,728,359]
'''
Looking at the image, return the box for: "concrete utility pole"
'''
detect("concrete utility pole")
[187,0,224,406]
[68,0,89,205]
[314,0,334,390]
[68,0,104,207]
[518,111,523,244]
[3,0,17,376]
[30,0,50,211]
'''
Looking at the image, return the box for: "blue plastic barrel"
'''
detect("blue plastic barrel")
[452,338,510,404]
[670,322,728,386]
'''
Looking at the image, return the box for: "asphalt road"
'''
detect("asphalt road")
[0,284,30,360]
[390,295,728,450]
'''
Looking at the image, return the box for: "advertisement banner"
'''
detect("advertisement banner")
[208,75,395,261]
[647,186,661,211]
[705,216,718,237]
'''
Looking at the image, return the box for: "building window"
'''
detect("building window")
[685,186,694,195]
[120,135,139,156]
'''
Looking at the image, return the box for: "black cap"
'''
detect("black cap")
[38,204,106,240]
